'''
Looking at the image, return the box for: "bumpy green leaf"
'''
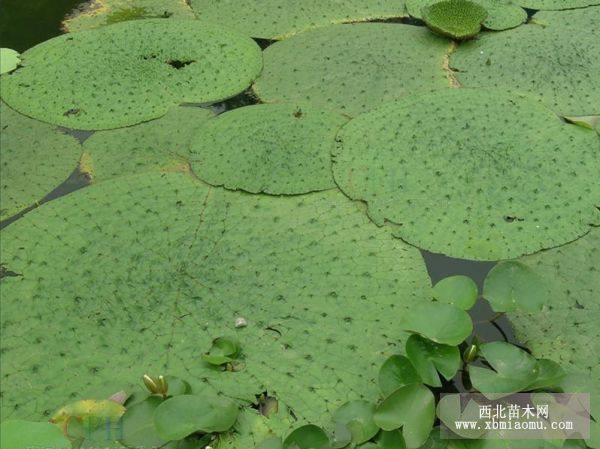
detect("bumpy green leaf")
[517,0,599,9]
[0,172,430,435]
[432,275,478,310]
[407,0,526,31]
[0,102,81,221]
[189,0,407,39]
[154,394,239,440]
[378,355,422,397]
[1,19,262,130]
[63,0,196,32]
[332,400,379,444]
[402,303,472,346]
[189,104,346,194]
[0,420,70,449]
[468,342,539,397]
[483,261,548,313]
[254,23,451,117]
[451,12,600,116]
[284,425,331,449]
[508,229,599,418]
[333,88,600,260]
[0,48,20,74]
[374,384,435,448]
[83,106,213,183]
[405,335,460,387]
[422,0,488,40]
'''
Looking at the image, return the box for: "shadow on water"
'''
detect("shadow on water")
[0,0,87,52]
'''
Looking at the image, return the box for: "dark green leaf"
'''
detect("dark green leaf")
[378,355,421,397]
[405,334,460,388]
[401,303,473,346]
[202,336,241,366]
[283,425,331,449]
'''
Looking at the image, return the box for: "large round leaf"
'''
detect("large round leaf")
[189,104,346,194]
[0,172,430,434]
[0,102,81,221]
[153,394,239,440]
[0,19,262,130]
[254,23,451,117]
[189,0,407,39]
[0,420,70,449]
[407,0,527,31]
[451,14,600,116]
[83,106,213,182]
[63,0,196,32]
[332,88,600,260]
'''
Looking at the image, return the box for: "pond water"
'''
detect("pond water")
[0,0,524,393]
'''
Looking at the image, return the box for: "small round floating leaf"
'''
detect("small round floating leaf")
[379,355,422,397]
[405,334,461,388]
[468,342,539,398]
[83,106,214,183]
[483,261,548,313]
[0,102,81,221]
[254,23,450,117]
[189,104,346,195]
[202,336,241,366]
[165,375,192,396]
[451,13,600,116]
[401,303,473,346]
[374,384,435,448]
[333,400,379,444]
[154,394,239,440]
[0,47,20,74]
[63,0,196,32]
[1,420,70,449]
[120,396,167,449]
[283,425,331,449]
[188,0,407,39]
[1,19,262,130]
[422,0,488,40]
[432,275,478,310]
[332,88,600,260]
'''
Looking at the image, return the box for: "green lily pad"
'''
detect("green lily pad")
[253,23,451,117]
[0,172,430,433]
[0,47,20,74]
[527,359,566,391]
[189,104,346,194]
[284,425,331,449]
[374,383,435,448]
[332,400,379,444]
[202,336,241,366]
[82,106,213,183]
[533,6,600,29]
[120,396,167,449]
[63,0,196,32]
[1,19,262,130]
[483,261,549,313]
[0,420,70,449]
[0,102,81,221]
[407,0,527,31]
[378,355,422,397]
[154,394,239,440]
[332,88,600,260]
[432,275,478,310]
[405,334,461,387]
[507,228,599,417]
[422,0,489,40]
[401,303,473,346]
[451,17,600,116]
[468,342,539,397]
[189,0,407,40]
[517,0,599,9]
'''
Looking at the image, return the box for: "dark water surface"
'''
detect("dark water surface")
[0,1,522,393]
